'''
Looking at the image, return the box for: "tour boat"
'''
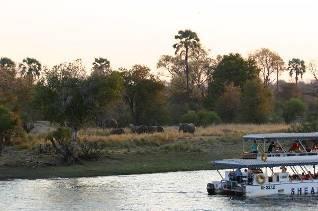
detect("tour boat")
[207,132,318,197]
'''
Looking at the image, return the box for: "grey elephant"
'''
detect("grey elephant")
[179,123,195,134]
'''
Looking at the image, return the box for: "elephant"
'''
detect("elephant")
[179,123,195,134]
[155,126,164,133]
[110,128,125,135]
[97,118,118,129]
[129,124,164,134]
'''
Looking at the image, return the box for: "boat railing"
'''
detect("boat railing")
[242,151,318,159]
[264,151,318,158]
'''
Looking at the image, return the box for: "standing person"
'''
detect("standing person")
[235,168,243,183]
[251,140,258,153]
[268,141,275,153]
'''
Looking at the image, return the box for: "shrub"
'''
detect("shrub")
[283,98,305,123]
[197,111,221,126]
[180,110,221,126]
[79,141,103,160]
[181,110,198,124]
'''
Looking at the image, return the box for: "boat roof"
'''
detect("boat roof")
[243,132,318,141]
[213,159,318,168]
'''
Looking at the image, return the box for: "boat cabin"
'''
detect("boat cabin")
[241,132,318,161]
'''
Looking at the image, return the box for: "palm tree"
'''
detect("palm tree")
[288,58,305,86]
[173,29,200,95]
[19,57,42,80]
[92,57,111,76]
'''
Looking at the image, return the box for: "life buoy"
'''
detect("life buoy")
[256,174,266,185]
[261,153,267,162]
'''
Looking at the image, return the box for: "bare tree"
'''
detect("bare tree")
[250,48,284,89]
[309,62,318,81]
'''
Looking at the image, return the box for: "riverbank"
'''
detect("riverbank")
[0,124,288,180]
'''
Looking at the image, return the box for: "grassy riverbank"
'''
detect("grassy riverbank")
[0,124,288,180]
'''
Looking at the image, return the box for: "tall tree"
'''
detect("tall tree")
[288,58,306,86]
[250,48,284,89]
[19,57,42,81]
[173,29,200,96]
[158,47,214,101]
[122,65,166,124]
[92,57,111,76]
[207,53,259,107]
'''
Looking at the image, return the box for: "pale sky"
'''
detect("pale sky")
[1,0,318,81]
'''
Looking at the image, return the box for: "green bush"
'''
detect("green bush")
[181,110,198,124]
[181,110,221,126]
[197,110,221,126]
[283,98,305,123]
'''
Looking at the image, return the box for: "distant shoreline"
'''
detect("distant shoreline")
[0,124,288,180]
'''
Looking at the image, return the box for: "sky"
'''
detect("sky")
[1,0,318,81]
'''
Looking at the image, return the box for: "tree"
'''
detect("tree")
[92,57,111,76]
[122,65,167,125]
[0,57,16,72]
[19,57,42,81]
[240,80,272,123]
[173,29,200,95]
[33,59,123,142]
[215,83,241,122]
[158,47,215,104]
[308,62,318,82]
[288,58,306,86]
[0,105,17,155]
[250,48,284,88]
[207,53,259,107]
[283,98,306,123]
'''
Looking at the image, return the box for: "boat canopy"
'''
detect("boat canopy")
[243,132,318,142]
[213,159,318,169]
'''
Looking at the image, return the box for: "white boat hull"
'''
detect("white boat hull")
[246,180,318,197]
[209,180,318,197]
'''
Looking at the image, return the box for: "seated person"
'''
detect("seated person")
[312,143,318,152]
[267,141,275,153]
[251,141,258,153]
[274,145,283,153]
[280,166,287,173]
[289,141,300,152]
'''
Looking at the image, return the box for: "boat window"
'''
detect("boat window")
[268,177,273,182]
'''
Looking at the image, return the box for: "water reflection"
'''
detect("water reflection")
[0,170,317,210]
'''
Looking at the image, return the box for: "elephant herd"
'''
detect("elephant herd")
[107,122,196,135]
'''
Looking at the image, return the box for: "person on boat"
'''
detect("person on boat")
[280,166,287,173]
[241,169,248,183]
[289,141,300,152]
[267,141,275,153]
[251,141,258,153]
[308,171,314,179]
[235,168,242,182]
[312,142,318,152]
[274,145,283,153]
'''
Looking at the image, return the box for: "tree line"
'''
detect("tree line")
[1,29,317,144]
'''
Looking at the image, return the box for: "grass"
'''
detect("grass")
[0,123,289,179]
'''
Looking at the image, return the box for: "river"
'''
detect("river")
[0,170,318,210]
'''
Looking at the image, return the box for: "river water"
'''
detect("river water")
[0,170,318,210]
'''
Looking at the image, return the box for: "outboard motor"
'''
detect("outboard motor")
[207,183,216,195]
